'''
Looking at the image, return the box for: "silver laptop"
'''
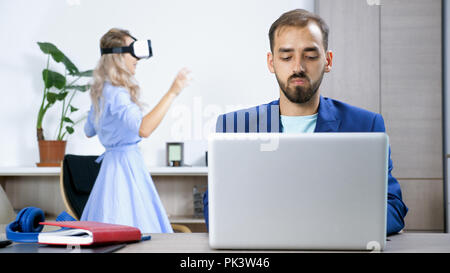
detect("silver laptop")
[208,133,388,251]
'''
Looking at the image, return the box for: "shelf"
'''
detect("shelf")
[149,167,208,176]
[0,167,60,176]
[0,166,208,177]
[169,215,205,224]
[34,216,205,229]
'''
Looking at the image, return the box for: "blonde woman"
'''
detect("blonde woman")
[81,28,190,233]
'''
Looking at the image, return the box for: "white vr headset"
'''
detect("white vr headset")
[100,35,152,60]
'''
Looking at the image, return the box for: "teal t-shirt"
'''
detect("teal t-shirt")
[280,113,318,133]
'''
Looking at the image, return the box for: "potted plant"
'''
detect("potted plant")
[36,42,93,167]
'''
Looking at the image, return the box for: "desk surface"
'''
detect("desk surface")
[1,232,449,253]
[116,232,450,253]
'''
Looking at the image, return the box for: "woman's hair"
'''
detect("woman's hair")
[90,28,142,121]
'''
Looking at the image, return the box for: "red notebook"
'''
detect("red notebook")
[37,221,142,246]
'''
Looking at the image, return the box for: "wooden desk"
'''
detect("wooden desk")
[117,232,450,253]
[1,232,449,253]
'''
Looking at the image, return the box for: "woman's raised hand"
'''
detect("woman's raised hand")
[168,67,192,96]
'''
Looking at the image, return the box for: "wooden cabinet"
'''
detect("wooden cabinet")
[317,0,381,113]
[317,0,444,231]
[0,167,208,232]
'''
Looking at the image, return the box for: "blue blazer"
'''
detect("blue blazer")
[203,95,408,235]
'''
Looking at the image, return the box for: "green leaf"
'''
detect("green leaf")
[65,126,74,134]
[66,84,90,92]
[63,117,74,124]
[46,92,58,104]
[37,42,79,75]
[42,69,66,89]
[37,42,64,63]
[62,55,79,75]
[70,106,79,113]
[56,91,68,101]
[73,69,93,77]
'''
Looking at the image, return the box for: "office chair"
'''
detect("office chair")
[59,154,100,220]
[171,224,192,233]
[59,154,191,233]
[0,186,16,224]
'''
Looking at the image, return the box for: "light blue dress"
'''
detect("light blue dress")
[81,81,173,233]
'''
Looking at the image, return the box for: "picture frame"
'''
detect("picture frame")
[166,142,184,167]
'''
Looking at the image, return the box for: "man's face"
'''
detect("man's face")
[268,22,332,104]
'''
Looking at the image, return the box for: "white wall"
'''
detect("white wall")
[0,0,314,167]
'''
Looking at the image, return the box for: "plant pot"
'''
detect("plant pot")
[37,140,67,167]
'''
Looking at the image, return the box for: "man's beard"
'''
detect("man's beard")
[276,70,325,104]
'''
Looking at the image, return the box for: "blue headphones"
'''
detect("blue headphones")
[6,207,76,243]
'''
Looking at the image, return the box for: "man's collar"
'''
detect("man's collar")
[273,95,341,132]
[315,95,340,132]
